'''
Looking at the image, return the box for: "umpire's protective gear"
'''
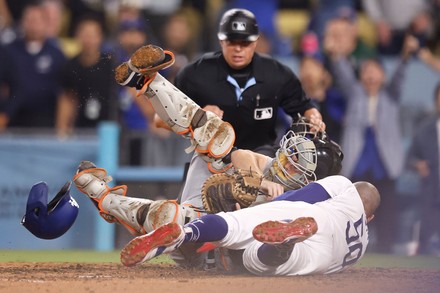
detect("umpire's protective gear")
[218,8,259,42]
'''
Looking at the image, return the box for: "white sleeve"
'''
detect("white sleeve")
[315,175,354,199]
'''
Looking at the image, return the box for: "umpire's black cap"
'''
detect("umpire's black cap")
[217,8,259,42]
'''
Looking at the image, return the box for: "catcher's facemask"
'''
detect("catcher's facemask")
[21,181,79,240]
[271,130,317,190]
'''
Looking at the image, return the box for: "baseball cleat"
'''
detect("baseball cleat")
[252,217,318,245]
[114,44,175,92]
[120,222,185,267]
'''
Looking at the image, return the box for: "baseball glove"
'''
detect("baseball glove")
[201,169,262,213]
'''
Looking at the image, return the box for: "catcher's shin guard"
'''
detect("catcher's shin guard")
[144,73,236,160]
[99,190,153,236]
[73,161,152,236]
[115,45,236,166]
[73,161,113,209]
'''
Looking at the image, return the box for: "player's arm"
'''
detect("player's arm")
[231,150,284,197]
[230,149,269,175]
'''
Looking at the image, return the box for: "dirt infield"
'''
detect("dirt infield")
[0,262,439,293]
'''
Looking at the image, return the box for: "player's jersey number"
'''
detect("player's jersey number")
[342,215,364,268]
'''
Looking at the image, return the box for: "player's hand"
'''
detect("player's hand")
[414,160,430,178]
[203,105,224,119]
[260,179,284,198]
[304,108,326,133]
[402,34,420,60]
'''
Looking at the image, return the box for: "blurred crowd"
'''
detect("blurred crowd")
[1,0,440,255]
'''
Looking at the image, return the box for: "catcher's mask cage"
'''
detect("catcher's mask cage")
[270,130,317,190]
[289,115,344,180]
[21,181,79,240]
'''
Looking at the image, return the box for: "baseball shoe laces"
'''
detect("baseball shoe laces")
[120,222,185,267]
[252,217,318,245]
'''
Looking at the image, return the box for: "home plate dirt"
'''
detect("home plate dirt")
[0,263,439,293]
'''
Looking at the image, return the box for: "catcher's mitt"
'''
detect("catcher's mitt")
[201,169,262,213]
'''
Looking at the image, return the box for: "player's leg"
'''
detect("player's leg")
[120,201,308,266]
[120,214,229,267]
[179,153,213,207]
[73,161,201,236]
[115,45,235,172]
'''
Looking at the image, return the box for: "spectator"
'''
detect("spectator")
[307,0,357,47]
[0,1,66,129]
[299,54,345,143]
[362,0,430,55]
[326,34,419,253]
[322,10,376,74]
[160,9,200,83]
[390,33,440,74]
[42,0,64,43]
[63,0,108,38]
[56,15,116,137]
[407,82,440,256]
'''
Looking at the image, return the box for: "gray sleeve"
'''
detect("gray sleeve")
[362,0,384,22]
[330,58,360,100]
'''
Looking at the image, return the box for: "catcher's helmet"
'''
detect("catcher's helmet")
[21,181,79,240]
[218,9,259,42]
[289,115,344,179]
[313,136,343,179]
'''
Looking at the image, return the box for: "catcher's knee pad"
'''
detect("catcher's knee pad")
[191,110,236,159]
[143,200,201,233]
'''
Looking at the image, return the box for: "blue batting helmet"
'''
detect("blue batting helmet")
[21,181,79,240]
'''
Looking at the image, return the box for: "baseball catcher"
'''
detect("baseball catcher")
[115,45,235,173]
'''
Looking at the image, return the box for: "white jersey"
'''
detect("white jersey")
[215,175,369,276]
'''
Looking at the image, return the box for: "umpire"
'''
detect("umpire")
[173,8,325,156]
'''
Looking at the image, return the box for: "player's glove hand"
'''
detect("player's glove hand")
[201,169,262,213]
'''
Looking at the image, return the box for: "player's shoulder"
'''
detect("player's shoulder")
[315,175,354,197]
